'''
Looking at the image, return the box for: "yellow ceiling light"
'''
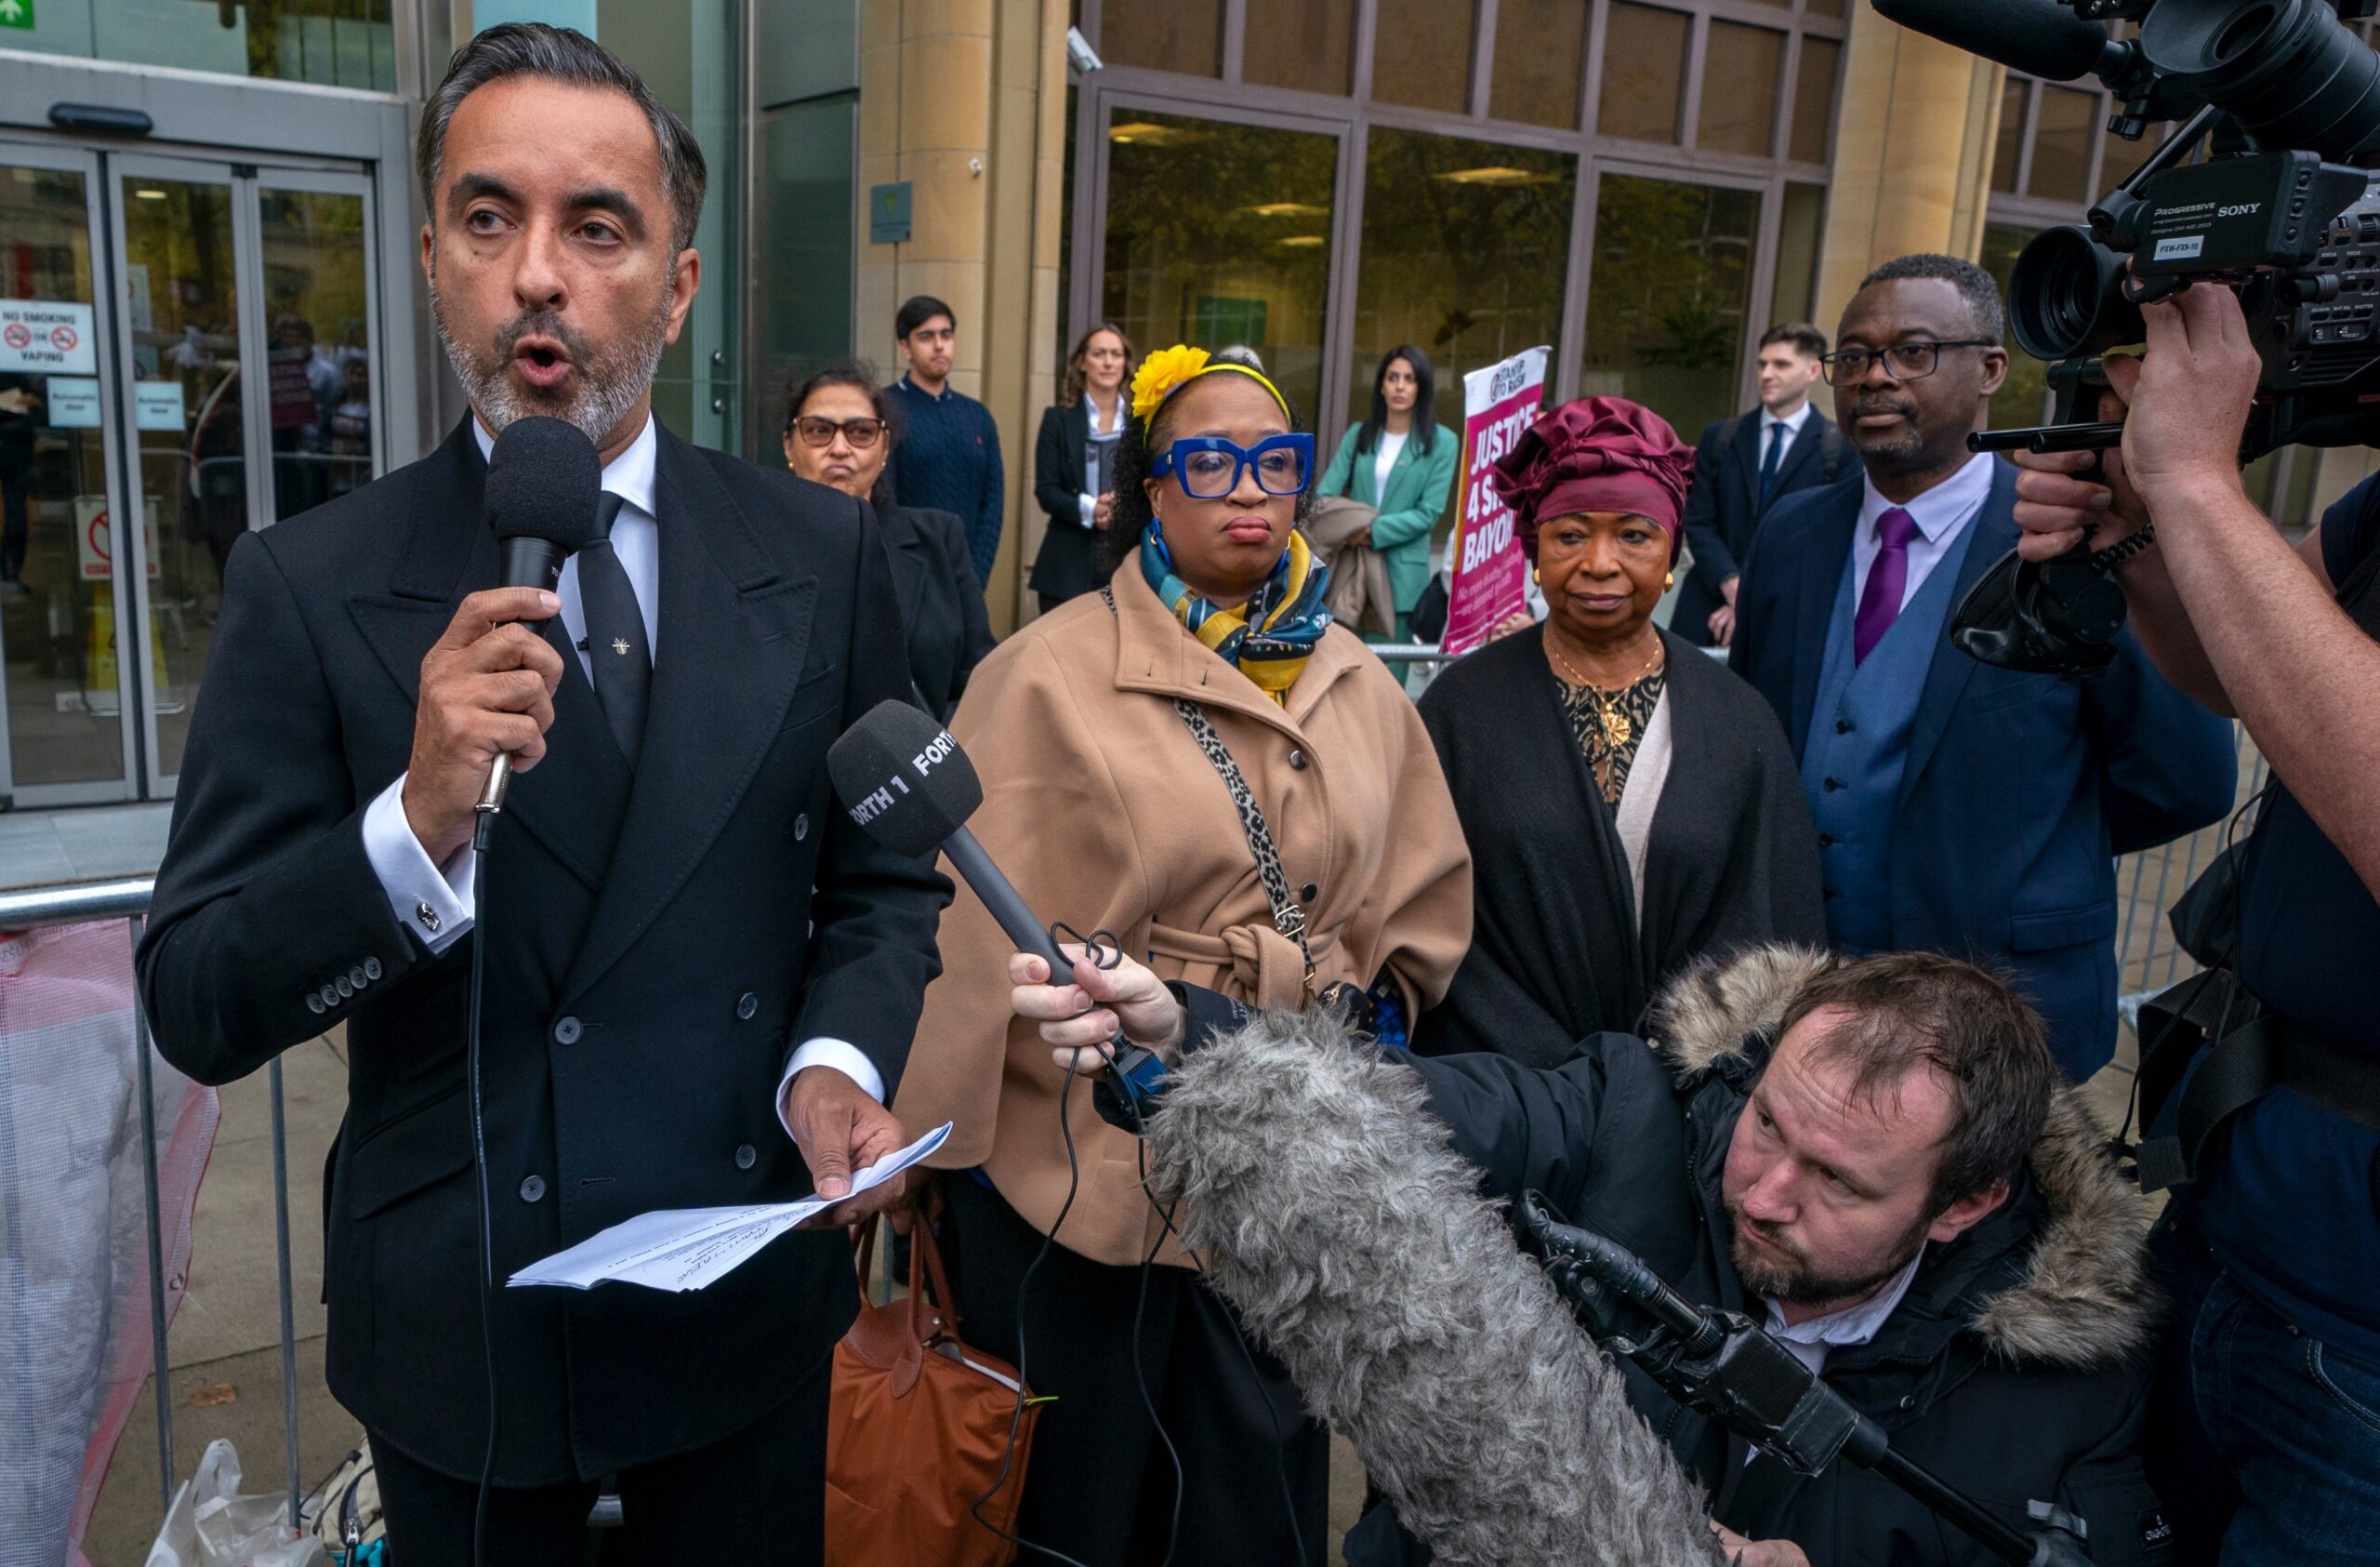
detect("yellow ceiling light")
[1238,202,1329,219]
[1433,166,1557,186]
[1110,121,1205,147]
[135,188,169,200]
[1275,234,1327,247]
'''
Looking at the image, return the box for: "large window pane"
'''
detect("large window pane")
[1598,5,1691,145]
[755,99,856,449]
[1348,130,1575,475]
[1582,175,1762,438]
[1981,222,2052,429]
[259,190,373,525]
[1990,78,2028,195]
[1245,0,1355,95]
[1103,111,1338,419]
[1790,38,1842,164]
[1769,182,1827,330]
[1489,0,1589,129]
[1699,23,1785,157]
[1102,0,1223,76]
[1371,0,1475,114]
[14,0,400,91]
[0,161,127,790]
[2029,86,2098,205]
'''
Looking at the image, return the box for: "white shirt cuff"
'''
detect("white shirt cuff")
[1078,492,1097,528]
[360,772,475,954]
[774,1037,888,1138]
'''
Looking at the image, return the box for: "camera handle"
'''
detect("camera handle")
[1514,1195,2096,1567]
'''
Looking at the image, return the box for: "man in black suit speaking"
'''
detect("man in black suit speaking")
[136,25,947,1563]
[1675,323,1858,647]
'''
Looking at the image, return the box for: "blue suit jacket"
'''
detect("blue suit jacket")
[1727,460,2238,1076]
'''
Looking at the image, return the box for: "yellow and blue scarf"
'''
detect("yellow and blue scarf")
[1141,525,1333,704]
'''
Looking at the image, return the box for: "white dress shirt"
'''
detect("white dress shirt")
[357,412,885,1136]
[1371,429,1408,503]
[1076,392,1123,526]
[1850,450,1995,615]
[1759,399,1814,458]
[1762,1242,1925,1378]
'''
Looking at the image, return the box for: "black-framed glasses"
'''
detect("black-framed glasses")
[790,415,888,449]
[1818,339,1996,385]
[1149,432,1315,498]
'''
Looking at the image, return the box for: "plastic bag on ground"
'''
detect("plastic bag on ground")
[144,1439,325,1567]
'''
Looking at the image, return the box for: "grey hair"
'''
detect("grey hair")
[417,22,707,252]
[1857,253,2006,346]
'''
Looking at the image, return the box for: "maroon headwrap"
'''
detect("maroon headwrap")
[1488,396,1696,563]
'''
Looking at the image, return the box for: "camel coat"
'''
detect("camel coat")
[893,562,1473,1268]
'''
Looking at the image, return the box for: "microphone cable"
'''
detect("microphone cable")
[467,808,501,1567]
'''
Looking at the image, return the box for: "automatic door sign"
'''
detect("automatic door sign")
[0,300,98,375]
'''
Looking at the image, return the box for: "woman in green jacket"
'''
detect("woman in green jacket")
[1317,344,1460,643]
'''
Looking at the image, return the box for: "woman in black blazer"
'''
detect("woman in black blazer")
[1026,323,1132,614]
[783,362,994,718]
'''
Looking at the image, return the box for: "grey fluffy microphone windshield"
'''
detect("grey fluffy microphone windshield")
[1146,1006,1724,1567]
[477,417,602,815]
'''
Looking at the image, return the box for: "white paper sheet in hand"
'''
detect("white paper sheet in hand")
[507,1122,951,1294]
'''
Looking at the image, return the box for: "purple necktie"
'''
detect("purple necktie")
[1852,506,1920,665]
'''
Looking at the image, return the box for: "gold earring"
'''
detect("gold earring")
[1665,571,1675,591]
[1530,565,1540,586]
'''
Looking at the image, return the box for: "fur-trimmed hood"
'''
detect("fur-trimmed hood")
[1645,945,2157,1369]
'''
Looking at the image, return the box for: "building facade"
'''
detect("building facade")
[13,0,2322,814]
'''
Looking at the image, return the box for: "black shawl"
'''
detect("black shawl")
[1413,624,1823,1067]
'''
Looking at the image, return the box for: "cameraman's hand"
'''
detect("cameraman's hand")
[1711,1522,1811,1567]
[2010,284,2261,563]
[1007,945,1184,1075]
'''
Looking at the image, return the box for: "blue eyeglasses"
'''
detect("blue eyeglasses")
[1149,433,1315,499]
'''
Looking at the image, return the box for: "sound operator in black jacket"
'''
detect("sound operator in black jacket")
[136,26,946,1564]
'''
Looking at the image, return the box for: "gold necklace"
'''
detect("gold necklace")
[1548,636,1663,750]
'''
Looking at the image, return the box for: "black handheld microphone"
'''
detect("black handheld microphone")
[826,701,1171,1114]
[1869,0,2116,85]
[476,417,603,817]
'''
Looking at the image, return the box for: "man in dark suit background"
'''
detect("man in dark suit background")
[1677,323,1857,647]
[1729,254,2236,1081]
[136,25,947,1563]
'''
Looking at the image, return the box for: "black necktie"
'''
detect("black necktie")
[580,491,650,767]
[1757,420,1787,511]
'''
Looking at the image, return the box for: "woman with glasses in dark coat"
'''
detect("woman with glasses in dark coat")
[782,362,993,718]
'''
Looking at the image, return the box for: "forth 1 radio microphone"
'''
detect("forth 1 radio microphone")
[475,416,603,819]
[826,700,1170,1113]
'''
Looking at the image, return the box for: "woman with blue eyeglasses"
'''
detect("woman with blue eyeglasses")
[892,345,1473,1564]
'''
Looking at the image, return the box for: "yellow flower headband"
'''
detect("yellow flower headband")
[1129,344,1292,432]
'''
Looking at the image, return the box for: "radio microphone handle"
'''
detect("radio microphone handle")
[939,826,1170,1112]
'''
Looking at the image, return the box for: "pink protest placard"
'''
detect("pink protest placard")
[1442,346,1549,657]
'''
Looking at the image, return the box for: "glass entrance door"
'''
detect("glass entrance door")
[0,136,382,806]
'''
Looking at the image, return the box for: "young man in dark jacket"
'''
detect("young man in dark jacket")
[1012,944,2173,1567]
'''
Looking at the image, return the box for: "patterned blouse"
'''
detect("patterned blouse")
[1557,666,1668,804]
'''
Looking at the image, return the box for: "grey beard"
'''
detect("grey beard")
[430,269,673,446]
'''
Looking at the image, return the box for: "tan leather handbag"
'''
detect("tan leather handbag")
[825,1218,1041,1566]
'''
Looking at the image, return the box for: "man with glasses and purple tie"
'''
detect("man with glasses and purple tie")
[1726,254,2235,1082]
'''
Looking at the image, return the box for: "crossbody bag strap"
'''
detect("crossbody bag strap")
[1099,588,1316,987]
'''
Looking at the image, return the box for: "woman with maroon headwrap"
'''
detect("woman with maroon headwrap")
[1413,396,1823,1064]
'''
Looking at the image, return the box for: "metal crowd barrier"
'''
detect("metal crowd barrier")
[0,877,307,1537]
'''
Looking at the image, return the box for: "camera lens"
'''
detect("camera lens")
[2141,0,2380,161]
[2009,227,2144,361]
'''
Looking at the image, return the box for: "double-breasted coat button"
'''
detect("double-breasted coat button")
[736,991,759,1021]
[553,1016,583,1045]
[1288,749,1308,771]
[519,1175,547,1203]
[364,956,383,981]
[1300,882,1318,903]
[734,1144,757,1171]
[306,992,327,1016]
[793,813,810,842]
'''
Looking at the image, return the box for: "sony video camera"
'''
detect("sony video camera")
[1873,0,2380,673]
